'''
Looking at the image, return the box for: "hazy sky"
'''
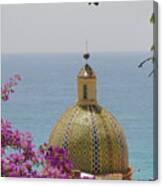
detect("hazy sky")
[1,1,153,54]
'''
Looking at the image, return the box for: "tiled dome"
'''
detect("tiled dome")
[48,104,128,175]
[49,51,130,177]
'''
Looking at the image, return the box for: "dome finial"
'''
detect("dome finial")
[83,40,90,61]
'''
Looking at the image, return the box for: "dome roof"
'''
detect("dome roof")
[78,64,96,79]
[49,104,128,175]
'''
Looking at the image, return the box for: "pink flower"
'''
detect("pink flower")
[14,74,21,81]
[1,74,94,179]
[1,74,21,102]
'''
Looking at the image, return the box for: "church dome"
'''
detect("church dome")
[49,49,130,177]
[49,104,128,175]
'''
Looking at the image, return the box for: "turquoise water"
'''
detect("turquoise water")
[2,52,154,180]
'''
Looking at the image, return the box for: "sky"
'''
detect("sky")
[1,1,153,54]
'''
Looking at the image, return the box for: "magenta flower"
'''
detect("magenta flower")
[1,120,79,178]
[1,75,94,179]
[1,74,21,102]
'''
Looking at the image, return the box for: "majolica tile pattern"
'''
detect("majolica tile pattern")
[49,59,129,176]
[49,104,128,175]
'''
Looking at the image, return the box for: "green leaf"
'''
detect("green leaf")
[150,44,155,51]
[150,13,155,24]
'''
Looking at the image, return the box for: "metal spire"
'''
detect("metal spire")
[83,40,90,61]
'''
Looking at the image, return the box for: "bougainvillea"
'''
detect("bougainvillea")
[1,75,94,179]
[1,119,76,178]
[1,74,21,101]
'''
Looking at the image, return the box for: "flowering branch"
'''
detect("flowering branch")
[1,74,21,102]
[1,75,94,179]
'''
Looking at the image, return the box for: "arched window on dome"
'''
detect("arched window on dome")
[83,84,88,99]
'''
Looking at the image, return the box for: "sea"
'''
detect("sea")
[1,52,155,180]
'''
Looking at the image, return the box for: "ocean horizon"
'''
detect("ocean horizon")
[2,51,154,180]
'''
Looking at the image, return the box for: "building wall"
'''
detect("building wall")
[77,78,97,105]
